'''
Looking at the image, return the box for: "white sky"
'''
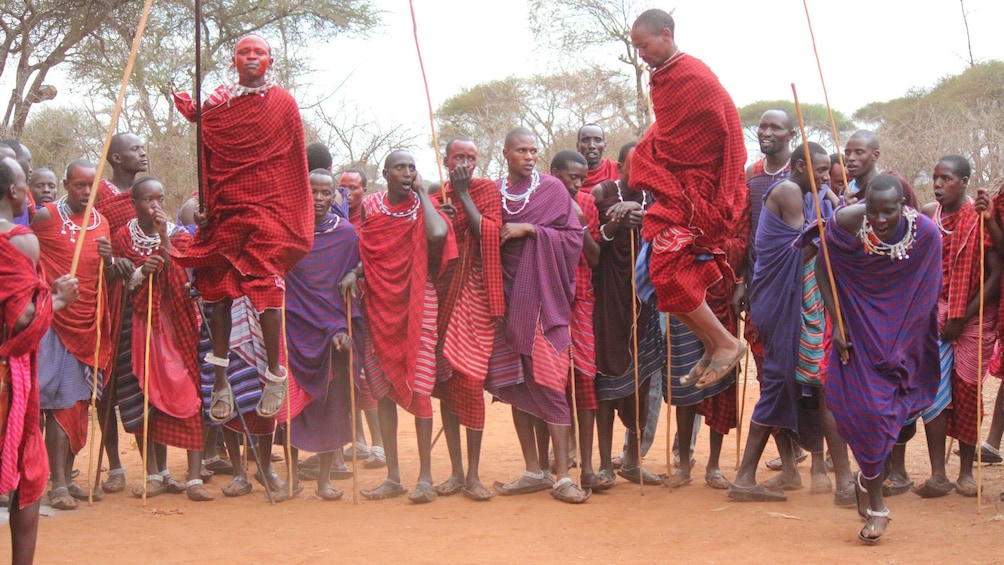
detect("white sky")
[306,0,1004,173]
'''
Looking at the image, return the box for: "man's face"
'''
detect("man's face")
[311,175,336,222]
[63,166,95,214]
[233,36,272,86]
[133,180,165,225]
[29,169,58,204]
[2,158,28,217]
[630,24,674,68]
[577,126,606,169]
[843,136,879,181]
[828,162,847,195]
[445,140,478,173]
[553,162,588,198]
[339,172,365,209]
[806,153,831,190]
[932,161,968,208]
[864,188,903,242]
[112,134,148,174]
[503,134,539,180]
[383,152,417,198]
[757,111,794,156]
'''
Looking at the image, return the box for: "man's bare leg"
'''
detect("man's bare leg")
[511,408,543,473]
[819,393,853,498]
[209,299,234,420]
[533,415,550,473]
[44,412,70,492]
[595,401,615,472]
[377,397,401,484]
[859,470,891,542]
[577,408,596,480]
[731,422,784,499]
[548,422,573,482]
[985,385,1004,450]
[466,428,486,492]
[220,427,251,497]
[8,492,40,565]
[436,403,465,493]
[97,394,123,475]
[676,301,743,384]
[257,307,286,415]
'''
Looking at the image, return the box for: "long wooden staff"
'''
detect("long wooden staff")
[281,300,294,498]
[791,85,847,361]
[140,275,154,506]
[407,0,445,190]
[664,313,672,478]
[194,0,205,213]
[800,0,851,197]
[735,319,750,471]
[977,214,985,512]
[568,332,581,487]
[346,291,358,504]
[629,230,643,495]
[86,262,104,503]
[69,0,154,276]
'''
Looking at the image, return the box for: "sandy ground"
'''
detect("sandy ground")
[3,374,1004,564]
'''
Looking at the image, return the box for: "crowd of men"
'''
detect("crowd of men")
[2,8,1003,562]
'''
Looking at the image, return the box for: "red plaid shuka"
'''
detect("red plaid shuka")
[571,189,600,379]
[940,201,990,319]
[0,225,53,507]
[634,53,749,313]
[172,84,313,280]
[359,193,457,416]
[113,222,202,422]
[95,179,136,237]
[582,158,619,193]
[947,377,982,445]
[32,202,113,372]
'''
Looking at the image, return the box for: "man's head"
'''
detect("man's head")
[131,176,165,225]
[631,9,677,68]
[503,127,538,181]
[232,35,273,88]
[29,167,58,205]
[844,130,880,183]
[757,108,795,157]
[1,139,31,177]
[617,141,638,188]
[108,132,148,175]
[576,124,606,170]
[864,173,905,242]
[444,137,478,173]
[549,150,589,197]
[0,144,15,161]
[790,142,830,192]
[310,168,338,223]
[382,149,417,198]
[0,156,28,217]
[339,168,367,210]
[828,154,847,196]
[306,142,333,172]
[932,154,971,209]
[63,159,96,214]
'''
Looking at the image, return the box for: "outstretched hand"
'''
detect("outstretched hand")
[339,271,360,299]
[832,327,852,364]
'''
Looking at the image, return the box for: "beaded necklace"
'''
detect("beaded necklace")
[56,197,101,243]
[127,218,163,256]
[616,180,648,208]
[762,158,790,179]
[500,170,540,215]
[933,203,953,236]
[377,192,419,220]
[858,208,918,261]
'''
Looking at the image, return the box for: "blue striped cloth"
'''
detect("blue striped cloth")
[918,337,953,424]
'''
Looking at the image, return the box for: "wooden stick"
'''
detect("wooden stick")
[194,0,205,213]
[735,318,750,471]
[346,292,358,504]
[407,0,445,191]
[568,332,581,487]
[86,262,104,504]
[629,230,643,495]
[800,0,851,198]
[977,213,985,513]
[281,299,294,499]
[141,275,154,506]
[665,313,672,478]
[69,0,154,277]
[791,84,847,362]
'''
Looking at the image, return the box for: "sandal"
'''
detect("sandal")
[206,353,235,423]
[549,477,590,504]
[663,469,693,489]
[360,480,408,500]
[493,472,553,496]
[164,474,187,494]
[186,480,215,502]
[462,482,495,501]
[858,507,890,544]
[363,446,387,469]
[317,484,344,501]
[67,482,104,501]
[204,455,234,475]
[727,482,786,502]
[254,469,298,501]
[678,356,712,387]
[955,475,978,497]
[255,366,288,418]
[833,484,856,507]
[408,481,438,504]
[222,476,252,497]
[763,472,803,491]
[765,450,807,471]
[704,469,731,490]
[882,474,913,497]
[810,472,832,495]
[48,486,78,510]
[581,470,616,491]
[695,344,746,390]
[854,472,869,519]
[617,466,665,486]
[434,475,465,496]
[133,475,167,498]
[102,468,127,493]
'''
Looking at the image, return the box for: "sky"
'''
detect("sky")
[304,0,1004,173]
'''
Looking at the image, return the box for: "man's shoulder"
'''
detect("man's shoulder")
[834,203,865,232]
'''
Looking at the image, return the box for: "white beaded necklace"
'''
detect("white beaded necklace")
[56,197,101,243]
[858,208,918,261]
[933,203,953,236]
[616,180,648,208]
[500,170,540,215]
[377,192,419,220]
[127,218,163,256]
[762,158,790,178]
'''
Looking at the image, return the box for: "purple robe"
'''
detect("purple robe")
[285,213,362,453]
[485,173,582,424]
[815,208,941,478]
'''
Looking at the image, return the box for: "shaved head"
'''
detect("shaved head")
[504,127,535,149]
[849,130,880,151]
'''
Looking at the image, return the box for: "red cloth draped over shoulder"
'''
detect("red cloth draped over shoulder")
[434,177,505,330]
[172,85,313,277]
[634,54,748,303]
[0,226,52,507]
[112,223,202,385]
[583,158,619,193]
[940,201,988,320]
[359,193,457,407]
[95,179,136,237]
[32,202,112,372]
